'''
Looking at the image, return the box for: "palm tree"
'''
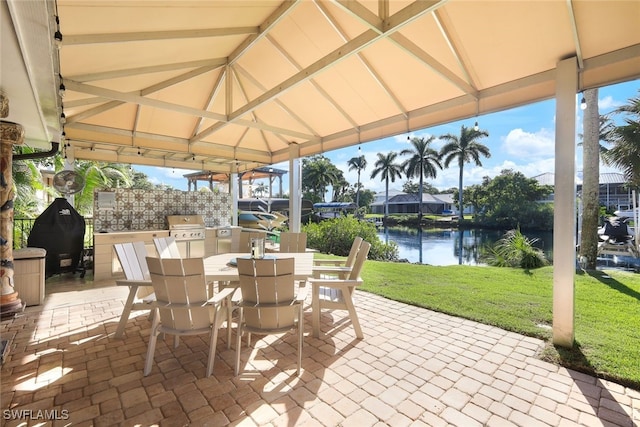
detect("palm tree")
[302,156,341,202]
[347,153,367,211]
[603,90,640,187]
[71,161,132,215]
[580,88,600,269]
[370,152,403,221]
[439,124,490,219]
[401,136,442,222]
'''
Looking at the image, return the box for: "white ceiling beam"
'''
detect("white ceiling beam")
[68,58,226,83]
[566,0,584,71]
[67,123,271,161]
[65,80,228,121]
[235,62,320,135]
[67,65,220,122]
[316,1,408,119]
[229,0,445,122]
[228,0,301,65]
[62,27,258,45]
[389,32,477,96]
[191,68,226,138]
[333,0,383,31]
[141,64,221,96]
[433,8,479,92]
[66,100,124,124]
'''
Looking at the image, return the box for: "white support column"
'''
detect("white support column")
[553,57,578,347]
[289,144,302,232]
[230,166,239,226]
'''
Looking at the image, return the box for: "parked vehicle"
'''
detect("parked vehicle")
[238,211,287,231]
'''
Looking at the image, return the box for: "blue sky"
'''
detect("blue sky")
[135,78,639,195]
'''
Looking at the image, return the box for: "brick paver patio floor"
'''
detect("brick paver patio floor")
[1,274,639,426]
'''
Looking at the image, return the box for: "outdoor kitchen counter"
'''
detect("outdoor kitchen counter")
[93,230,169,281]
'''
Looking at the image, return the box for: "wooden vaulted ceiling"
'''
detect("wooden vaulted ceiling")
[5,1,640,175]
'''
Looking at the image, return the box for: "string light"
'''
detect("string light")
[474,121,479,131]
[58,75,65,97]
[137,147,141,156]
[580,93,587,110]
[54,16,63,47]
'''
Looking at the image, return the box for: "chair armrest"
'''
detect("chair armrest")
[311,266,352,278]
[115,279,151,287]
[296,285,309,301]
[208,287,236,305]
[313,259,346,266]
[308,278,363,288]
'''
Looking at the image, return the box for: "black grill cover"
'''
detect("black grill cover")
[28,198,86,276]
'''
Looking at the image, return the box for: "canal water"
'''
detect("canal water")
[377,227,640,270]
[376,227,554,266]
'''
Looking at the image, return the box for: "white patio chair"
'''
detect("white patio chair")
[113,241,155,339]
[278,232,308,253]
[313,236,363,279]
[235,257,306,376]
[309,240,371,339]
[144,256,234,377]
[153,236,182,258]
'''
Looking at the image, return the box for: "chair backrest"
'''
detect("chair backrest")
[345,236,364,269]
[154,236,182,258]
[236,257,296,331]
[146,257,211,331]
[279,232,307,253]
[114,241,150,281]
[238,230,267,253]
[348,240,371,280]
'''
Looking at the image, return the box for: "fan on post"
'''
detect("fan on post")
[52,170,85,196]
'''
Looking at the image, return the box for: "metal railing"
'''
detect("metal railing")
[13,217,94,250]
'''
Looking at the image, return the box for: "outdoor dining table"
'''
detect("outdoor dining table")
[203,252,314,283]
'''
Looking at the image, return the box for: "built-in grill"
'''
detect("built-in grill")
[166,215,206,257]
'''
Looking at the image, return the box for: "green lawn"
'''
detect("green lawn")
[316,254,640,390]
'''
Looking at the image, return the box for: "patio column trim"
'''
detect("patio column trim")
[552,57,577,347]
[289,144,302,232]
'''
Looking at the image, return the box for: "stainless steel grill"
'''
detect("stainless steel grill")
[166,215,206,241]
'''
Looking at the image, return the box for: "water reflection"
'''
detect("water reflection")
[377,227,554,266]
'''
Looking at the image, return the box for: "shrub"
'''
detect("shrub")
[485,228,548,269]
[303,216,398,261]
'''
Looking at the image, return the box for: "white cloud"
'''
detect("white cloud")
[599,95,623,111]
[501,128,554,159]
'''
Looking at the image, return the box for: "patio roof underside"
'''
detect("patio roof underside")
[7,0,640,176]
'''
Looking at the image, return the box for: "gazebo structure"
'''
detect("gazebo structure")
[3,0,640,346]
[184,166,286,198]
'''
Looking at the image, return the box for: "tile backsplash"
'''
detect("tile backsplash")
[93,189,231,232]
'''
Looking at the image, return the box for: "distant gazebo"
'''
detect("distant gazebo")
[184,166,287,198]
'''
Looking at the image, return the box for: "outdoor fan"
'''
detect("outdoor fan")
[52,170,85,196]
